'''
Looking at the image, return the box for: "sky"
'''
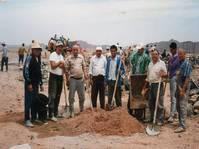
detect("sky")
[0,0,199,45]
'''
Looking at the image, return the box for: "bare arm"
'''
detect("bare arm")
[50,61,61,70]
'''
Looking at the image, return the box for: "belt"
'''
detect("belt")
[71,77,83,80]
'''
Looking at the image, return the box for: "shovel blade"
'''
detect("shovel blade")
[61,106,70,118]
[146,125,160,136]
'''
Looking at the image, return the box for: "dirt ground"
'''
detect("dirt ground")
[0,51,199,149]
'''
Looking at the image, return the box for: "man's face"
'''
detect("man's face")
[56,46,63,54]
[96,50,102,57]
[138,48,144,54]
[110,48,117,58]
[170,48,177,55]
[178,50,185,61]
[151,51,159,62]
[32,49,41,57]
[72,47,79,56]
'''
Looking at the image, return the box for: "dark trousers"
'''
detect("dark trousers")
[19,55,24,64]
[48,73,63,117]
[148,83,164,122]
[1,57,8,71]
[24,82,39,121]
[91,75,105,109]
[108,80,122,107]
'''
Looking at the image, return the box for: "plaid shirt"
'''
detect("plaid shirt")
[176,59,192,87]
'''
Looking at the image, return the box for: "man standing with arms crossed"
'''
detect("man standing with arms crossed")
[48,41,65,122]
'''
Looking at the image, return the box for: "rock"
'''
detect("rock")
[194,109,199,114]
[189,95,199,104]
[189,89,199,96]
[194,101,199,110]
[187,103,194,117]
[9,144,31,149]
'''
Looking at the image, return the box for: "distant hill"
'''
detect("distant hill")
[147,39,199,54]
[3,39,199,54]
[76,40,110,51]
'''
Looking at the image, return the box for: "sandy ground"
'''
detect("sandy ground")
[0,51,199,149]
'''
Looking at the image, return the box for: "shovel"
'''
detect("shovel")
[146,78,162,136]
[61,77,70,118]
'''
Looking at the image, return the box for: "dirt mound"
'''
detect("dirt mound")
[32,108,144,137]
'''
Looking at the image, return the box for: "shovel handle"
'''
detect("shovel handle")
[153,78,162,124]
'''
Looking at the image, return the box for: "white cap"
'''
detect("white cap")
[96,47,103,51]
[149,46,156,52]
[56,41,63,47]
[31,41,42,50]
[136,43,144,50]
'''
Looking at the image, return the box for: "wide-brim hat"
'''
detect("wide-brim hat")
[31,42,42,50]
[56,41,63,47]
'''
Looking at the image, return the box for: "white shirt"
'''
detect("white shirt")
[89,55,107,76]
[49,51,64,76]
[108,57,117,80]
[147,59,167,83]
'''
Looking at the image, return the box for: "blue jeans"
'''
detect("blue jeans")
[148,83,164,123]
[176,89,188,129]
[24,82,39,121]
[48,73,63,117]
[169,76,177,117]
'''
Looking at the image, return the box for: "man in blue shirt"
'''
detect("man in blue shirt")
[1,42,8,72]
[105,45,125,107]
[174,49,192,133]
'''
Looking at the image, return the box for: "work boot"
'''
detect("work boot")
[157,121,164,126]
[174,127,186,133]
[79,103,84,112]
[50,116,58,122]
[25,120,34,127]
[168,117,174,123]
[70,104,75,118]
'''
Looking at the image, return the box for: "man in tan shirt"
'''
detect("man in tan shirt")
[65,45,88,118]
[18,43,27,66]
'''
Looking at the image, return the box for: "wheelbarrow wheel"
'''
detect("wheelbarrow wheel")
[133,109,144,120]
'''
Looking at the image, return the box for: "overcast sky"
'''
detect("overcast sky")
[0,0,198,45]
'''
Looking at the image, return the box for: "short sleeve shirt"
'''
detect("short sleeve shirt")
[65,54,85,78]
[49,52,64,76]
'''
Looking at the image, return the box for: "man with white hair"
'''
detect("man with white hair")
[65,45,87,118]
[48,41,65,122]
[89,47,107,109]
[174,48,192,133]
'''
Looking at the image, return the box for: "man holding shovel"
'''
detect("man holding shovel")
[143,49,167,126]
[65,45,88,118]
[105,45,125,109]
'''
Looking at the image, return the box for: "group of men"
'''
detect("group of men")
[131,42,192,133]
[23,41,125,127]
[22,40,192,134]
